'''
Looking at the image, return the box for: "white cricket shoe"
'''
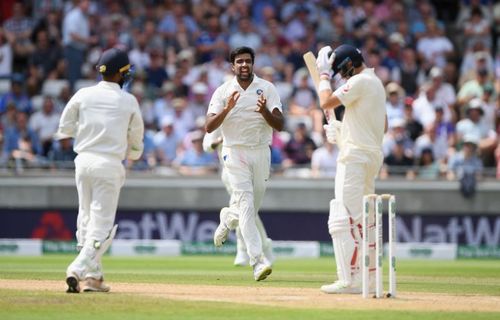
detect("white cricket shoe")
[234,250,249,266]
[253,257,272,281]
[83,277,110,292]
[213,208,231,247]
[320,280,361,294]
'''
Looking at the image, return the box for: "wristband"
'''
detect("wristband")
[318,79,332,92]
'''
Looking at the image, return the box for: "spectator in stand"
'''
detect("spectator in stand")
[195,14,228,64]
[186,82,209,120]
[394,47,424,97]
[174,130,218,176]
[157,1,199,46]
[153,82,175,128]
[402,97,424,141]
[2,1,34,73]
[311,139,339,178]
[144,50,169,90]
[412,83,442,128]
[447,135,483,197]
[0,27,13,77]
[28,29,64,84]
[382,117,414,158]
[416,147,441,180]
[0,102,17,132]
[168,97,196,139]
[457,67,494,114]
[0,73,32,114]
[381,137,415,179]
[47,138,77,169]
[283,122,316,169]
[28,96,60,156]
[433,105,456,155]
[62,0,98,90]
[416,19,454,70]
[463,6,491,50]
[456,99,498,167]
[459,47,494,88]
[228,17,262,51]
[288,69,322,133]
[3,111,41,161]
[415,122,449,165]
[153,116,181,166]
[428,67,456,122]
[128,33,151,74]
[385,82,405,129]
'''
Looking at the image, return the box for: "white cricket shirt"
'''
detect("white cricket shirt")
[56,81,144,160]
[334,68,386,153]
[207,75,282,148]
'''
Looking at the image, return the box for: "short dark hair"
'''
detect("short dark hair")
[229,46,255,64]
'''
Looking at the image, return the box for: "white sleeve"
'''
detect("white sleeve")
[333,76,362,107]
[207,86,224,115]
[265,83,283,113]
[127,97,145,160]
[55,91,81,139]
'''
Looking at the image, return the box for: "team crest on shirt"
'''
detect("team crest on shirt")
[256,89,263,95]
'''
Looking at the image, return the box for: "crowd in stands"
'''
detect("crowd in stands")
[0,0,499,181]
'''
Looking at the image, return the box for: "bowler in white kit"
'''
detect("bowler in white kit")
[206,46,284,281]
[56,47,144,293]
[315,44,387,293]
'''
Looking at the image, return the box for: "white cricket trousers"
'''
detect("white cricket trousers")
[221,167,270,255]
[334,149,383,223]
[331,148,383,282]
[220,145,270,266]
[67,152,125,279]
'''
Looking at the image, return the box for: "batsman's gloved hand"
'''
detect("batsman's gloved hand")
[316,46,336,79]
[323,120,342,144]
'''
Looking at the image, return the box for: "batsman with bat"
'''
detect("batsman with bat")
[313,44,388,294]
[56,48,144,293]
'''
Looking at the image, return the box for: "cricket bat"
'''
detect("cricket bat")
[303,51,336,122]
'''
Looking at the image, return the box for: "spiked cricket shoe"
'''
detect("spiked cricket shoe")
[83,277,110,292]
[320,280,361,294]
[253,258,272,281]
[66,274,80,293]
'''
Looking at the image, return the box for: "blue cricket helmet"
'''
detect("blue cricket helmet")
[332,44,364,77]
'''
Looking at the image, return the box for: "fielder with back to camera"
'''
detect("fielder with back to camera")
[315,44,388,293]
[202,129,274,266]
[55,47,144,293]
[206,46,284,281]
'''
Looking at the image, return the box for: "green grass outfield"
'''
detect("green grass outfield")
[1,256,499,320]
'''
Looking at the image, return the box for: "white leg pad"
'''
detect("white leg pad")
[328,199,357,285]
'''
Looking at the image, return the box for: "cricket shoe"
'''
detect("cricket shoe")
[65,273,80,293]
[253,257,272,281]
[82,277,110,292]
[320,280,361,294]
[213,207,231,247]
[234,250,249,266]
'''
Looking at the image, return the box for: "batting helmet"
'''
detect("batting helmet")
[96,48,130,76]
[332,44,364,78]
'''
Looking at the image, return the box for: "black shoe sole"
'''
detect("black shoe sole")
[66,276,80,293]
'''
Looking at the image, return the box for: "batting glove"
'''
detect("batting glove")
[323,120,342,144]
[316,46,336,79]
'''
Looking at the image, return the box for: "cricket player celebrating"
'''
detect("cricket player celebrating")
[315,44,387,293]
[206,46,284,281]
[202,129,274,266]
[56,48,144,293]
